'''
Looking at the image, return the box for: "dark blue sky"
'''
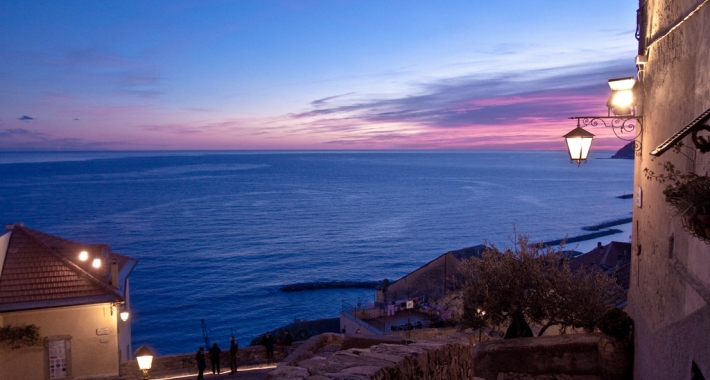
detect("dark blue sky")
[0,1,639,150]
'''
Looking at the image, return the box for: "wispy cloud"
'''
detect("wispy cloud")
[271,59,636,149]
[0,128,46,139]
[0,127,131,150]
[19,115,35,121]
[311,92,355,107]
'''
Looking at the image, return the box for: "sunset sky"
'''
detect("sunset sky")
[0,1,640,151]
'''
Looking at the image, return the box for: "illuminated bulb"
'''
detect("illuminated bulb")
[120,310,129,322]
[606,77,637,115]
[92,258,101,268]
[610,90,634,108]
[79,251,88,261]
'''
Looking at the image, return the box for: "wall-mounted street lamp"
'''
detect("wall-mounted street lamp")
[135,345,154,379]
[92,258,101,268]
[606,77,637,116]
[564,76,643,166]
[564,125,595,166]
[110,302,130,321]
[79,251,88,261]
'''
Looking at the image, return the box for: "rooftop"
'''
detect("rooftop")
[0,224,137,312]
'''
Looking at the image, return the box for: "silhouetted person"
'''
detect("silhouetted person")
[283,330,293,356]
[229,336,239,374]
[209,342,222,374]
[262,332,275,363]
[195,347,206,380]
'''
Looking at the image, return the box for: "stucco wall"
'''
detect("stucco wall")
[0,303,120,380]
[631,0,710,378]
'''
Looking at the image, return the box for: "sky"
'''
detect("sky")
[0,1,641,151]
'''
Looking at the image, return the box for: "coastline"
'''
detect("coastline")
[279,221,634,292]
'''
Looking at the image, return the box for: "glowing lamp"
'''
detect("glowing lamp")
[606,77,637,115]
[120,309,130,322]
[564,126,595,166]
[135,345,154,379]
[92,258,101,268]
[79,251,88,261]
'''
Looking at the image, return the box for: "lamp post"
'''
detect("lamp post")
[477,308,486,343]
[135,345,154,379]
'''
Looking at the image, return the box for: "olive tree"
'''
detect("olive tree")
[459,233,622,338]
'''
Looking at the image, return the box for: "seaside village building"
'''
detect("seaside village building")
[342,242,632,337]
[629,0,710,377]
[0,224,137,380]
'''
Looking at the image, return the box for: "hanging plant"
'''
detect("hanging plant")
[644,143,710,242]
[0,325,42,349]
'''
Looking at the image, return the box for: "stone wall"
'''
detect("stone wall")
[472,333,630,380]
[268,333,474,380]
[631,0,710,378]
[120,343,297,379]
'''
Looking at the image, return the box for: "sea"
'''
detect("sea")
[0,150,633,355]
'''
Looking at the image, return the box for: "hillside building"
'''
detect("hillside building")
[0,224,137,380]
[631,1,710,378]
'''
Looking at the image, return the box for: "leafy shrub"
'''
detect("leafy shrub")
[598,308,633,338]
[0,325,42,349]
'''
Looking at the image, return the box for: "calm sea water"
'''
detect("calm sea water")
[0,151,633,355]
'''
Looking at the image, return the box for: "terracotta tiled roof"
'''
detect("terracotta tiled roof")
[0,225,135,311]
[568,241,632,307]
[569,241,632,276]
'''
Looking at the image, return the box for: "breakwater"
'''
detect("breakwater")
[280,226,631,293]
[542,228,623,246]
[280,281,379,292]
[582,217,633,231]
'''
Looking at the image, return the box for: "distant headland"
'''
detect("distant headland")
[610,142,635,159]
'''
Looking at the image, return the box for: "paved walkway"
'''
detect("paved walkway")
[152,366,276,380]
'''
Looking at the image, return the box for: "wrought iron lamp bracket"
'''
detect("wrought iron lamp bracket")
[569,116,643,156]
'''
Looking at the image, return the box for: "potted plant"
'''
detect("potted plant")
[645,158,710,239]
[664,173,710,238]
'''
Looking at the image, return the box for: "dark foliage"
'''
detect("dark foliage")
[598,308,633,338]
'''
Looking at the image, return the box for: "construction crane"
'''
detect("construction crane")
[201,319,211,349]
[202,319,237,348]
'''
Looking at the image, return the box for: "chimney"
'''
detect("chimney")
[111,259,120,289]
[597,242,603,250]
[5,222,23,232]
